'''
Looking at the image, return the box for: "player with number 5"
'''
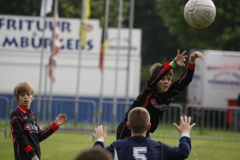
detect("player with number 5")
[93,107,195,160]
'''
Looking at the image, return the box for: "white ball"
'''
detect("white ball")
[184,0,216,29]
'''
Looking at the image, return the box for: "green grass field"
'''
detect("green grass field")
[1,132,240,160]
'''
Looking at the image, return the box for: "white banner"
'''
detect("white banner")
[0,15,141,56]
[187,50,240,107]
[0,15,142,98]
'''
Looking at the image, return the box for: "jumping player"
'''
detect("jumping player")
[10,82,67,160]
[116,49,204,139]
[93,107,195,160]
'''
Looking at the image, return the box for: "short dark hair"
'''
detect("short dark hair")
[128,107,150,133]
[75,147,113,160]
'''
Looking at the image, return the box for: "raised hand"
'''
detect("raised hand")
[190,51,204,61]
[54,114,67,126]
[173,116,195,134]
[92,125,107,140]
[175,49,188,67]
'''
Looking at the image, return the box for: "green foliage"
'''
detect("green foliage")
[59,0,130,28]
[0,0,40,16]
[134,0,180,64]
[156,0,240,51]
[1,0,240,63]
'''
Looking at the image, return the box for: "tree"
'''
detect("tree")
[57,0,182,64]
[59,0,130,28]
[0,0,40,16]
[134,0,181,65]
[156,0,240,51]
[1,0,239,59]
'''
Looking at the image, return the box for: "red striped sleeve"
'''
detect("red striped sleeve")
[50,123,59,131]
[188,62,195,70]
[24,145,33,153]
[163,61,173,70]
[11,116,23,124]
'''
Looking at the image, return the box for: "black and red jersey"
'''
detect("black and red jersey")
[117,61,195,139]
[10,105,59,160]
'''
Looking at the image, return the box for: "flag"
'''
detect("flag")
[48,0,60,83]
[53,10,60,55]
[79,0,91,49]
[40,0,53,17]
[48,55,57,82]
[99,0,109,71]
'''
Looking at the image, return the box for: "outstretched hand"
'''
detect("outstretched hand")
[190,51,204,61]
[173,116,195,134]
[175,49,188,67]
[54,114,67,126]
[92,125,107,140]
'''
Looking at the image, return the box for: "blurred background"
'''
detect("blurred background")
[1,0,240,99]
[0,0,240,145]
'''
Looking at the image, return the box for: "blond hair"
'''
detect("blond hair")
[149,62,173,77]
[128,107,150,133]
[13,82,34,103]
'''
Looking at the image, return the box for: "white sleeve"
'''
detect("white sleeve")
[181,133,190,138]
[97,138,104,142]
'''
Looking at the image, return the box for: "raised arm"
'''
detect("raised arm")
[92,125,107,148]
[92,125,116,157]
[170,51,204,96]
[38,114,67,142]
[173,116,195,135]
[189,51,204,64]
[173,49,188,67]
[163,116,195,159]
[147,49,188,89]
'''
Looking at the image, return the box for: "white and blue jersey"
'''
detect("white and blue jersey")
[94,135,191,160]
